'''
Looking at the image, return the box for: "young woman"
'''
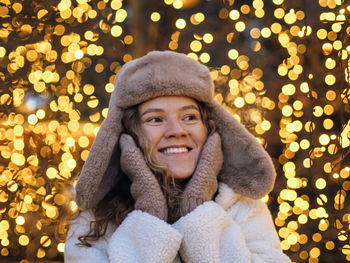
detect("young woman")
[65,51,291,263]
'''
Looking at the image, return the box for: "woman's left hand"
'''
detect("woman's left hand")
[119,134,168,221]
[180,132,223,215]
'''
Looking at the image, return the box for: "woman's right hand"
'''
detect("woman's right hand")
[119,134,168,221]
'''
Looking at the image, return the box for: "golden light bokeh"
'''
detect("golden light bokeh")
[0,0,350,262]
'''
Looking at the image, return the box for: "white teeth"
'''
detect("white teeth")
[162,147,188,154]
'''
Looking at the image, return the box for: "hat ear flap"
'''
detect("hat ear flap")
[210,102,276,199]
[75,106,124,210]
[88,141,121,208]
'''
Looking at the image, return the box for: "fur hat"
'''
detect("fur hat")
[75,50,276,210]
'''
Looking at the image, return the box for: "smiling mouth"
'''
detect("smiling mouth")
[159,147,192,154]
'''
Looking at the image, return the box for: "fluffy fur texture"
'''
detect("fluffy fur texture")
[113,51,214,108]
[65,184,291,263]
[180,132,223,215]
[75,50,276,210]
[119,134,168,221]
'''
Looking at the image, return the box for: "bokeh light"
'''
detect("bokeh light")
[0,0,350,262]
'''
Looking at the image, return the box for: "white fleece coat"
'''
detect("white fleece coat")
[65,183,291,263]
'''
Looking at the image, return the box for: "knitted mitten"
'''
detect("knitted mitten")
[119,134,168,221]
[180,132,223,216]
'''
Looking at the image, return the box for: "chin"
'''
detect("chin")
[168,167,194,180]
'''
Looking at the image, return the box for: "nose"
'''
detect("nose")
[164,119,188,138]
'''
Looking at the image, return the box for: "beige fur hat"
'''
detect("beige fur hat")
[75,50,276,210]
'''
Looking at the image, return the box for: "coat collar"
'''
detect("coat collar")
[215,183,241,210]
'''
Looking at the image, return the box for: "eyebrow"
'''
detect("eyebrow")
[140,105,199,117]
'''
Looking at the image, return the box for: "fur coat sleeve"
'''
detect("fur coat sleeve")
[65,184,290,263]
[64,209,182,263]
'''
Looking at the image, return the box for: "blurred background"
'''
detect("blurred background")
[0,0,349,262]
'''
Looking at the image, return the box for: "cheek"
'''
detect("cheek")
[141,126,162,149]
[195,124,208,148]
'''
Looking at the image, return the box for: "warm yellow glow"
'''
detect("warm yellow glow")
[73,49,83,59]
[194,12,205,23]
[46,167,58,180]
[0,1,349,260]
[11,153,25,166]
[87,96,99,108]
[220,65,230,75]
[57,242,65,253]
[102,108,109,118]
[18,235,29,246]
[316,178,327,189]
[67,159,76,169]
[261,28,271,38]
[235,21,246,32]
[319,134,330,145]
[14,139,24,151]
[190,40,202,52]
[228,49,239,60]
[282,105,293,117]
[105,83,114,93]
[175,19,186,29]
[313,106,323,117]
[0,47,6,58]
[111,0,122,10]
[300,82,309,93]
[282,84,296,95]
[66,137,75,147]
[325,74,336,85]
[274,8,285,19]
[115,9,127,22]
[150,12,161,22]
[229,10,240,20]
[111,25,123,37]
[245,93,257,104]
[28,114,38,125]
[289,142,299,152]
[203,33,213,43]
[16,216,25,225]
[199,53,210,63]
[24,195,33,204]
[36,109,46,119]
[300,139,310,150]
[234,97,245,108]
[173,0,183,9]
[84,84,95,95]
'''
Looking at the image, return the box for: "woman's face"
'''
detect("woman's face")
[139,96,208,180]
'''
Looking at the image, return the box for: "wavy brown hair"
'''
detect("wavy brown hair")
[78,100,215,246]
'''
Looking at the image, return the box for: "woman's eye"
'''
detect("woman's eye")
[146,117,162,123]
[183,114,198,121]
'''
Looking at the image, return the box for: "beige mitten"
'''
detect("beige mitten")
[180,132,223,215]
[119,134,168,221]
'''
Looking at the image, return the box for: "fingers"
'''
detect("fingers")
[119,134,168,220]
[119,133,138,152]
[119,134,148,179]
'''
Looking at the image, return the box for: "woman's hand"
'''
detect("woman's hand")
[119,134,168,221]
[180,132,223,216]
